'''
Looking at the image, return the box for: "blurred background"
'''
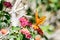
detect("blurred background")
[0,0,60,40]
[35,0,60,40]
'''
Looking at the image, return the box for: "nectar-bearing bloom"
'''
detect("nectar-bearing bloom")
[19,17,32,27]
[20,28,30,35]
[19,17,28,27]
[3,1,12,8]
[20,28,31,39]
[26,34,31,39]
[28,22,32,27]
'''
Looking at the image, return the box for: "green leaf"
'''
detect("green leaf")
[26,7,32,15]
[29,15,35,24]
[12,26,20,30]
[5,15,10,20]
[49,0,58,3]
[41,25,50,31]
[4,20,8,23]
[0,22,2,29]
[46,5,52,11]
[19,33,23,40]
[0,0,4,11]
[16,37,20,40]
[41,25,54,34]
[31,32,36,38]
[0,2,3,11]
[0,11,10,29]
[9,35,16,38]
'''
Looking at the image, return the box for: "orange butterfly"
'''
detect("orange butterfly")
[32,10,46,36]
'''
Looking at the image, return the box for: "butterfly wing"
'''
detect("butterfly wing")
[35,10,46,25]
[38,16,46,25]
[35,10,40,25]
[32,10,46,35]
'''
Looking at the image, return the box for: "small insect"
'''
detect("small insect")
[32,10,46,36]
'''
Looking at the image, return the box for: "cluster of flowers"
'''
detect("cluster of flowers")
[19,17,32,27]
[20,28,31,39]
[0,1,12,35]
[2,1,32,39]
[19,17,32,39]
[1,1,46,40]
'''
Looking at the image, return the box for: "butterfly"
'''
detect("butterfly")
[32,10,46,36]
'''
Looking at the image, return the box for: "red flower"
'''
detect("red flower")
[19,17,32,27]
[28,22,32,27]
[3,1,12,8]
[20,28,30,35]
[19,17,28,27]
[26,34,31,39]
[20,28,31,39]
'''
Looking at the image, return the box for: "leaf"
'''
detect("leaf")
[26,7,32,15]
[0,0,4,10]
[4,11,10,20]
[31,32,36,38]
[0,22,2,29]
[0,2,3,11]
[12,26,20,30]
[46,5,52,11]
[49,0,58,3]
[43,35,48,40]
[41,25,50,31]
[16,37,20,40]
[19,33,23,40]
[29,15,35,24]
[5,15,10,20]
[41,25,54,34]
[9,35,16,38]
[4,20,8,23]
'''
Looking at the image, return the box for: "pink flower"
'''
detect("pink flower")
[19,17,27,22]
[21,21,28,27]
[20,28,30,34]
[20,28,31,39]
[26,34,31,39]
[28,22,32,27]
[19,17,32,27]
[3,1,12,8]
[19,17,28,27]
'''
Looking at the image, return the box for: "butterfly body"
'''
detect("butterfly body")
[32,10,46,36]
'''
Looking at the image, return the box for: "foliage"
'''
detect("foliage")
[0,0,55,40]
[0,0,11,29]
[0,11,11,29]
[36,0,60,11]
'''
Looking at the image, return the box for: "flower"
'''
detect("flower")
[20,28,30,35]
[3,1,12,8]
[28,22,32,27]
[19,17,32,27]
[21,22,28,27]
[1,29,7,34]
[26,34,31,39]
[20,28,31,39]
[19,17,28,27]
[35,35,41,40]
